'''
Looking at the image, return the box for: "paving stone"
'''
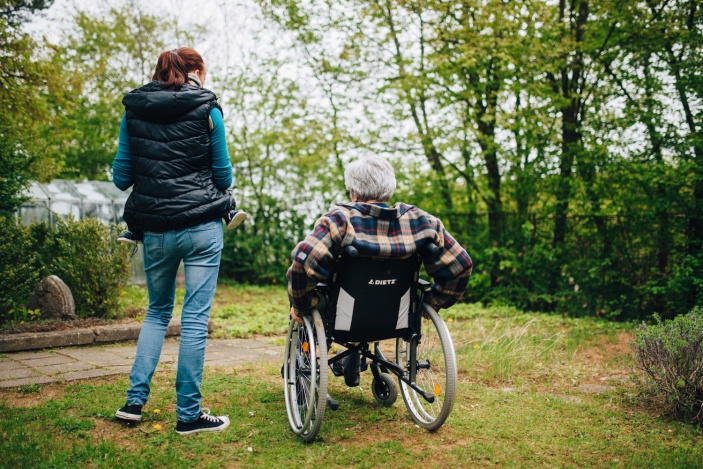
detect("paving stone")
[0,375,58,388]
[106,365,132,373]
[155,364,175,372]
[55,349,133,367]
[18,355,76,367]
[7,351,55,360]
[0,360,25,371]
[0,368,40,381]
[205,360,244,368]
[219,339,270,349]
[35,362,95,375]
[59,369,119,381]
[159,355,175,363]
[0,329,95,353]
[101,346,137,359]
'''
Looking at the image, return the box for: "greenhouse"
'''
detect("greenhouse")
[18,179,131,227]
[19,179,145,284]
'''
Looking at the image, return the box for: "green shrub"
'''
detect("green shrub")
[28,218,133,319]
[0,217,40,315]
[633,308,703,424]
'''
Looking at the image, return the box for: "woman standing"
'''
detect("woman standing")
[112,47,231,435]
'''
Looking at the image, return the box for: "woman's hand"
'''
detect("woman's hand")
[289,306,303,324]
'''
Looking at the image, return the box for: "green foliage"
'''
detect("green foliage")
[209,284,290,338]
[0,216,135,324]
[0,9,65,215]
[633,308,703,424]
[218,51,344,284]
[254,0,703,321]
[0,217,39,315]
[2,0,702,322]
[53,7,176,180]
[16,383,41,394]
[26,218,133,319]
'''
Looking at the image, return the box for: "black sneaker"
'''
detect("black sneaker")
[117,231,142,244]
[343,352,361,387]
[175,409,230,435]
[223,210,248,230]
[115,402,142,421]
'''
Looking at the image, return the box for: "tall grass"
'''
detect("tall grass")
[445,302,631,385]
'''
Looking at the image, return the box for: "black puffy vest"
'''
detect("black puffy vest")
[122,81,231,232]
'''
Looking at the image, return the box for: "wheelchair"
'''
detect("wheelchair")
[283,244,458,442]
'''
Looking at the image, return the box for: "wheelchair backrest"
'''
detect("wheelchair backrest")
[328,253,421,343]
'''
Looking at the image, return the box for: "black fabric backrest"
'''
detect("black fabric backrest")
[329,254,421,343]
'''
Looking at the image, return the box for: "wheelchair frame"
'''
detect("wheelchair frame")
[283,246,458,442]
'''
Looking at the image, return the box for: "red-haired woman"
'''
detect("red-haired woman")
[112,47,236,435]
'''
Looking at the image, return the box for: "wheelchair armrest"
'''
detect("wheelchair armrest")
[417,278,432,292]
[316,282,330,292]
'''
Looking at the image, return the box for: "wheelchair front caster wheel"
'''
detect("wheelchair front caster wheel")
[371,372,398,407]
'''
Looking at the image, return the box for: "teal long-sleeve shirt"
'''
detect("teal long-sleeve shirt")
[112,107,232,191]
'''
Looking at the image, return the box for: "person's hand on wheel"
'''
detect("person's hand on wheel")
[290,306,303,324]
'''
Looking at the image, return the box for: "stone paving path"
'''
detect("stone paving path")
[0,338,283,388]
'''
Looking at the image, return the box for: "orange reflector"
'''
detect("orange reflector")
[302,342,310,353]
[434,383,441,396]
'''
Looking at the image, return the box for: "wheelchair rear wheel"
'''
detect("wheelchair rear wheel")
[283,310,328,442]
[396,304,457,431]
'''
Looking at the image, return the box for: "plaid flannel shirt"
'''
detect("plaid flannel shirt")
[287,202,472,313]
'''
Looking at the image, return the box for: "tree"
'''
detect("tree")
[218,53,344,283]
[0,0,62,215]
[54,4,178,180]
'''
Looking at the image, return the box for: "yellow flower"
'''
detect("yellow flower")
[474,344,480,349]
[447,318,454,323]
[153,424,162,430]
[153,409,161,414]
[493,339,498,343]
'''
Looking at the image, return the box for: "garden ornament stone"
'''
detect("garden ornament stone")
[26,275,76,320]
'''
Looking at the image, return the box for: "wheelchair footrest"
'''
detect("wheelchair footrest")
[327,394,339,411]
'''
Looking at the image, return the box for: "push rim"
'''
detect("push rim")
[396,304,457,430]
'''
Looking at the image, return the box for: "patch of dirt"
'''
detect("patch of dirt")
[0,317,141,335]
[0,382,66,407]
[575,332,634,366]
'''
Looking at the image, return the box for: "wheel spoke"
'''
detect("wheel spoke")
[396,305,457,430]
[283,311,328,441]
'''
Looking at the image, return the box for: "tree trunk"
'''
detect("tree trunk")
[551,0,589,295]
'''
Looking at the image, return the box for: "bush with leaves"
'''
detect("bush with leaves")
[633,308,703,425]
[0,217,40,318]
[28,217,133,320]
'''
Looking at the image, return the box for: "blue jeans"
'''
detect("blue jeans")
[126,220,223,422]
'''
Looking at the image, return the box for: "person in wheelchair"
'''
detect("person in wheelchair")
[287,155,472,388]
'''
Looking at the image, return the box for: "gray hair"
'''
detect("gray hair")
[344,155,396,202]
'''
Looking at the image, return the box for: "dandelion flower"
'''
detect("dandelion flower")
[153,409,161,414]
[153,424,162,430]
[474,344,480,349]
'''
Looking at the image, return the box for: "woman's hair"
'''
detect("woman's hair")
[152,47,205,89]
[344,155,396,202]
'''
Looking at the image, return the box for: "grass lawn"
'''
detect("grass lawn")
[1,285,702,468]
